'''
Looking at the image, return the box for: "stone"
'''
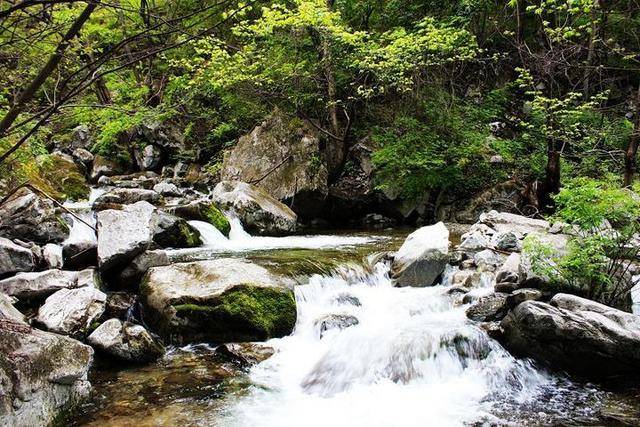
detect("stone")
[473,249,504,272]
[360,213,396,230]
[220,112,328,220]
[42,243,64,269]
[167,201,231,236]
[458,231,491,251]
[479,210,549,236]
[452,270,483,289]
[141,259,297,344]
[134,144,162,171]
[465,293,510,322]
[391,222,450,287]
[116,250,170,287]
[36,286,107,337]
[0,269,79,300]
[495,252,521,285]
[0,187,69,244]
[153,181,181,197]
[104,292,138,320]
[93,188,163,208]
[0,237,34,277]
[215,342,275,367]
[500,294,640,378]
[314,314,359,338]
[37,153,90,201]
[0,293,25,323]
[491,231,520,252]
[90,154,124,182]
[332,293,361,307]
[88,319,164,363]
[97,175,112,186]
[0,318,93,427]
[506,288,542,308]
[212,180,297,236]
[72,148,94,167]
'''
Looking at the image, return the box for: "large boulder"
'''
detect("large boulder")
[134,144,162,171]
[37,153,90,201]
[90,154,125,182]
[465,293,510,322]
[0,318,93,427]
[212,181,297,236]
[42,244,64,269]
[390,222,450,287]
[220,112,328,219]
[0,293,25,322]
[0,269,80,300]
[166,201,231,236]
[0,187,69,244]
[36,287,107,337]
[479,210,549,237]
[97,202,200,273]
[0,237,35,277]
[88,318,164,363]
[140,259,297,344]
[500,293,640,378]
[93,188,163,209]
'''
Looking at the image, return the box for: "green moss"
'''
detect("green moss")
[172,284,296,341]
[38,155,90,201]
[179,221,202,247]
[200,203,231,237]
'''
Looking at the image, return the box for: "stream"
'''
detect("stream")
[67,216,640,426]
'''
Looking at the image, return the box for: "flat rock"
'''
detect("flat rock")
[465,292,510,322]
[0,237,34,277]
[36,286,107,337]
[88,318,164,363]
[0,269,79,300]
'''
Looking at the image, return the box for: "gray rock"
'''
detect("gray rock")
[491,231,520,252]
[465,293,510,322]
[315,314,359,338]
[0,269,79,300]
[212,180,297,236]
[473,249,504,272]
[153,181,181,197]
[391,222,450,287]
[500,294,640,378]
[506,288,542,308]
[479,210,549,236]
[215,342,275,367]
[0,237,34,277]
[134,144,162,171]
[88,318,164,363]
[90,154,124,182]
[332,293,361,307]
[0,187,69,244]
[93,188,163,208]
[140,259,296,344]
[0,318,93,427]
[97,175,112,186]
[458,231,491,251]
[0,293,25,323]
[495,252,520,285]
[451,270,483,289]
[117,249,170,286]
[72,148,94,167]
[36,286,107,337]
[42,244,63,269]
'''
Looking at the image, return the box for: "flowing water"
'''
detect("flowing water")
[70,218,640,426]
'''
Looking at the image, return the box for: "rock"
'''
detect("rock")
[167,201,231,236]
[494,282,518,293]
[0,187,69,244]
[70,124,92,150]
[0,237,34,277]
[72,148,94,168]
[153,181,181,197]
[215,342,275,367]
[93,188,163,208]
[140,259,297,344]
[134,144,162,171]
[0,293,25,323]
[332,293,361,307]
[314,314,359,338]
[38,153,90,201]
[473,249,504,272]
[360,213,396,230]
[90,155,125,182]
[506,288,542,308]
[495,252,521,285]
[500,294,640,378]
[63,238,97,270]
[88,319,164,363]
[391,222,450,287]
[212,180,297,236]
[491,231,520,252]
[465,293,510,322]
[489,154,504,164]
[75,268,101,289]
[220,112,328,219]
[42,244,63,269]
[36,287,107,337]
[0,269,79,300]
[479,210,549,236]
[97,202,200,273]
[97,175,112,186]
[116,250,170,287]
[458,231,491,251]
[104,292,137,320]
[0,318,93,427]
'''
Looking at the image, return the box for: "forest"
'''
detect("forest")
[2,1,640,426]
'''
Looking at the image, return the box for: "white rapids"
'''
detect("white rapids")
[216,259,596,427]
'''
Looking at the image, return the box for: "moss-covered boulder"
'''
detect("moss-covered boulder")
[38,153,90,201]
[167,201,231,237]
[140,259,297,344]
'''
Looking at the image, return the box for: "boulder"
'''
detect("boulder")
[473,249,504,272]
[134,144,162,171]
[391,222,450,287]
[491,231,520,252]
[0,237,34,277]
[314,314,359,338]
[167,201,230,236]
[90,154,124,182]
[465,293,510,322]
[479,210,549,236]
[220,112,328,219]
[36,287,107,337]
[0,187,69,244]
[37,153,90,201]
[495,252,521,285]
[93,188,163,209]
[42,244,64,269]
[150,210,202,249]
[506,288,542,308]
[88,319,164,363]
[212,181,297,236]
[72,148,94,168]
[153,181,181,197]
[458,231,491,252]
[215,342,275,367]
[0,318,93,427]
[0,293,25,323]
[500,294,640,378]
[140,259,297,344]
[332,293,361,307]
[0,269,79,300]
[116,250,170,287]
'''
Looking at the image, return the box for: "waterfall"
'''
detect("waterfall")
[219,260,599,427]
[63,189,102,246]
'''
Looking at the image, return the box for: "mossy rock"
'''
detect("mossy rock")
[37,153,90,201]
[200,203,231,236]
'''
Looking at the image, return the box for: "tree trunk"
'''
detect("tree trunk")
[623,85,640,187]
[540,140,561,211]
[0,2,97,138]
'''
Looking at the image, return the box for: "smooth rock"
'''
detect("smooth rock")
[0,269,79,300]
[0,293,25,323]
[42,244,64,269]
[315,314,359,338]
[479,210,549,236]
[391,222,450,287]
[465,293,510,322]
[153,181,181,197]
[215,342,275,367]
[88,319,164,363]
[36,287,107,337]
[473,249,504,272]
[0,237,34,277]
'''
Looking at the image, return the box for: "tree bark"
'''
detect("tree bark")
[623,85,640,187]
[0,2,97,138]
